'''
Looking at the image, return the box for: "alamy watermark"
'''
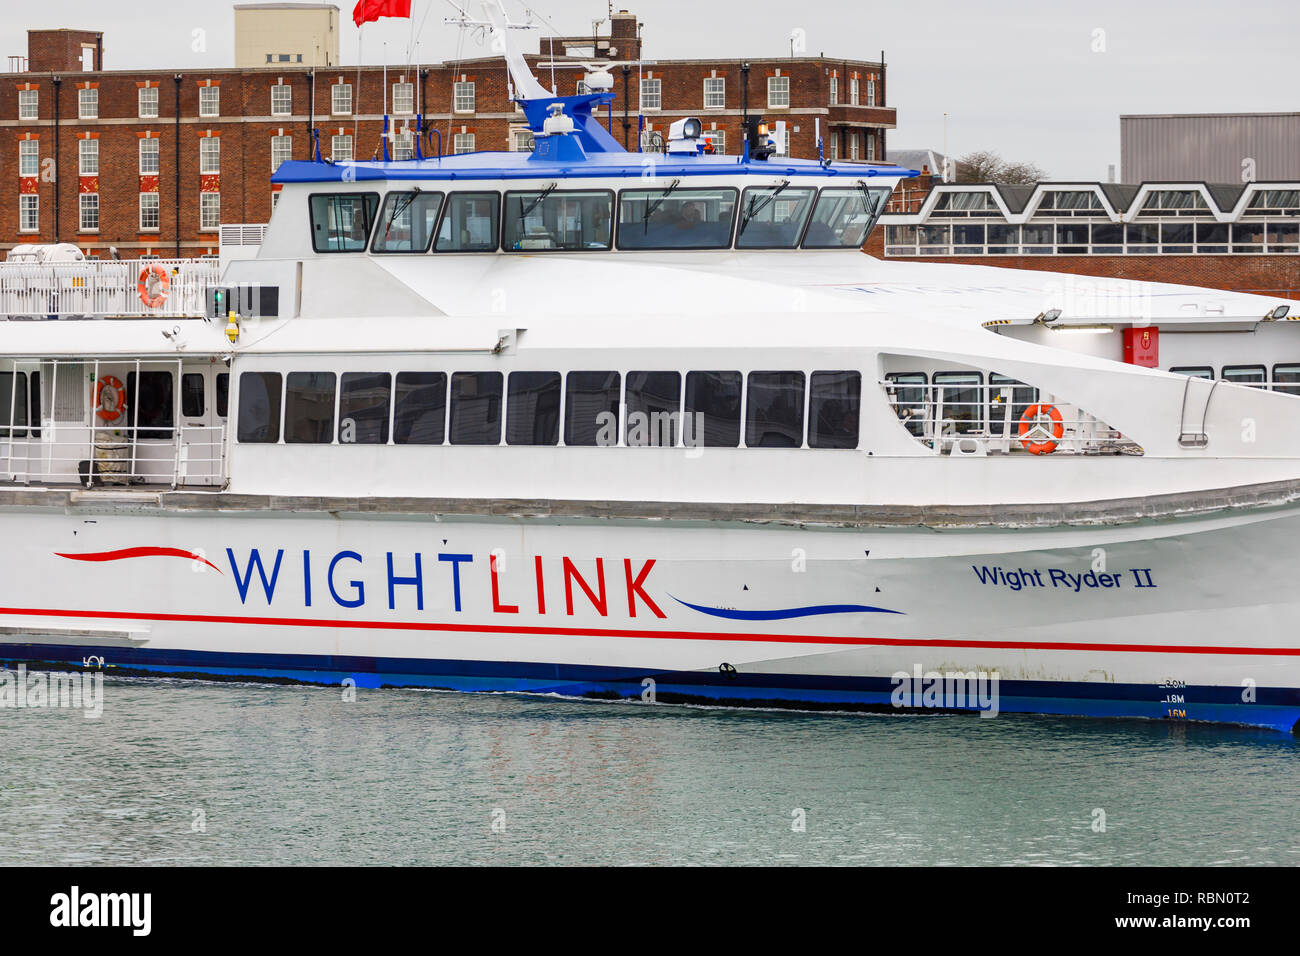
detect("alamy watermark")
[0,664,103,718]
[890,664,1000,718]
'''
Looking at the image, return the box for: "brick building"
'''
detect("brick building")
[870,181,1300,299]
[1,12,895,257]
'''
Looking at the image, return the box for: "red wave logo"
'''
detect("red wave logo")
[55,547,223,574]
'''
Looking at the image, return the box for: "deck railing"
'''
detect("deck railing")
[0,258,219,319]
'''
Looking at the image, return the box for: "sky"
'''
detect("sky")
[4,0,1296,180]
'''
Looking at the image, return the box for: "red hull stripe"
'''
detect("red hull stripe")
[55,548,224,574]
[1,605,1298,656]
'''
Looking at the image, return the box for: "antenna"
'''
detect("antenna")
[444,1,546,101]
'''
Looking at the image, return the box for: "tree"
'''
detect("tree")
[954,150,1047,185]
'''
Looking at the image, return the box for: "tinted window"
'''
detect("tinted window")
[339,372,391,444]
[393,372,446,444]
[625,371,681,447]
[736,186,816,248]
[1170,366,1214,380]
[1222,365,1266,387]
[988,373,1038,431]
[617,187,737,250]
[0,372,28,438]
[181,373,205,417]
[238,373,281,443]
[284,372,336,443]
[449,372,503,445]
[216,373,229,418]
[933,371,983,435]
[1273,364,1300,396]
[745,371,804,447]
[29,371,41,438]
[684,371,741,447]
[808,370,861,449]
[802,187,889,248]
[126,371,175,440]
[506,372,560,446]
[564,371,620,446]
[885,372,927,438]
[372,191,444,253]
[434,192,499,252]
[503,190,613,251]
[309,193,379,253]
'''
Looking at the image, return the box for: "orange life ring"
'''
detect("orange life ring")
[95,375,128,425]
[137,264,170,309]
[1018,403,1064,455]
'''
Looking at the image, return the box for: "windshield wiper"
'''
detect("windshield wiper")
[740,180,791,234]
[857,181,882,216]
[518,183,557,223]
[642,178,682,231]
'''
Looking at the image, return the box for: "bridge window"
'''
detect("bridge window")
[506,371,561,446]
[372,191,444,253]
[809,371,861,448]
[309,193,379,253]
[434,192,499,252]
[503,189,613,252]
[393,372,446,444]
[237,372,281,443]
[284,372,336,443]
[736,185,816,248]
[616,187,737,250]
[449,372,503,445]
[802,187,890,248]
[745,371,804,447]
[339,373,392,444]
[626,371,681,447]
[685,371,742,447]
[126,371,175,440]
[564,371,620,446]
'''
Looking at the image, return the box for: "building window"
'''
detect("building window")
[200,193,220,231]
[19,140,39,177]
[640,78,661,110]
[866,78,876,106]
[510,127,535,152]
[138,86,158,118]
[850,76,859,105]
[453,132,475,154]
[77,88,97,119]
[392,81,414,114]
[866,133,875,161]
[199,137,220,174]
[78,138,98,176]
[330,134,353,162]
[271,135,293,172]
[139,192,160,230]
[331,83,352,115]
[704,76,725,109]
[18,89,38,120]
[271,83,292,116]
[849,132,859,161]
[829,76,837,105]
[199,85,219,118]
[830,134,839,161]
[392,130,414,160]
[79,193,99,231]
[139,138,159,174]
[704,129,725,154]
[453,81,475,113]
[767,75,790,108]
[19,195,38,232]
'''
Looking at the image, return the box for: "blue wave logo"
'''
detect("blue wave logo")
[671,596,903,621]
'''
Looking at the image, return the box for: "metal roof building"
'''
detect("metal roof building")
[1121,113,1300,183]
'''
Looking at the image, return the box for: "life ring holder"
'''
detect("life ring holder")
[95,375,128,426]
[137,264,170,309]
[1018,403,1064,455]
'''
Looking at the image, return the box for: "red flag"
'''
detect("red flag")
[352,0,412,27]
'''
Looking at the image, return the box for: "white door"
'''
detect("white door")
[178,363,229,487]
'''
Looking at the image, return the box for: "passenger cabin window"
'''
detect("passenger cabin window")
[506,372,561,445]
[745,371,805,447]
[339,373,392,444]
[885,372,927,438]
[1170,366,1214,380]
[449,372,503,445]
[1222,365,1266,388]
[933,371,983,435]
[393,372,447,444]
[0,372,29,438]
[126,371,175,440]
[684,371,741,447]
[1273,365,1300,396]
[237,373,281,443]
[503,189,613,251]
[564,371,620,446]
[616,187,737,250]
[309,193,379,253]
[802,187,890,248]
[625,371,681,447]
[988,373,1038,431]
[735,185,816,249]
[372,191,444,253]
[181,373,205,417]
[435,192,499,252]
[808,371,861,449]
[285,372,336,443]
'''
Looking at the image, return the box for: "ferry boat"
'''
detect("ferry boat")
[2,28,1299,732]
